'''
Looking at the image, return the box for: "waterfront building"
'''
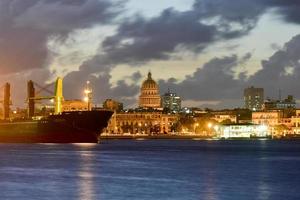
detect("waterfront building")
[263,95,296,110]
[210,111,237,124]
[252,110,293,136]
[244,86,264,111]
[252,110,284,126]
[161,90,181,113]
[291,109,300,134]
[103,99,123,112]
[217,124,269,139]
[104,111,179,135]
[139,72,161,109]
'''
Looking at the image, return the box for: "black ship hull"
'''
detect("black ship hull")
[0,110,113,143]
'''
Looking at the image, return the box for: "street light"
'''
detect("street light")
[207,122,213,137]
[208,122,213,129]
[194,123,199,134]
[138,123,142,134]
[214,125,219,131]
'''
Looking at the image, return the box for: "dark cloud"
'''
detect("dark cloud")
[78,0,300,73]
[69,0,270,104]
[270,43,281,51]
[63,0,300,108]
[99,3,263,67]
[63,31,300,108]
[159,54,249,102]
[101,9,216,64]
[96,0,300,69]
[158,34,300,109]
[248,34,300,98]
[3,0,300,108]
[263,0,300,24]
[194,0,300,25]
[0,0,123,74]
[130,71,142,82]
[63,54,140,105]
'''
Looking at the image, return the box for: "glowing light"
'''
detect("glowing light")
[214,125,219,131]
[258,124,268,132]
[84,89,91,94]
[208,123,213,128]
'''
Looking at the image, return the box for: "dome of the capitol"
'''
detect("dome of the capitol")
[141,72,159,90]
[139,72,161,108]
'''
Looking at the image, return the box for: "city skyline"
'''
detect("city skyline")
[1,0,300,109]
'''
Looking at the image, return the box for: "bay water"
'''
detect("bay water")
[0,140,300,200]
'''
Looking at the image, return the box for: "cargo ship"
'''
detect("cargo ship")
[0,110,113,143]
[0,78,113,143]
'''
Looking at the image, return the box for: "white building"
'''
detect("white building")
[217,124,269,139]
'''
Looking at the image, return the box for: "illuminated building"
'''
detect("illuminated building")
[263,95,296,110]
[161,90,181,113]
[103,99,123,112]
[252,110,293,136]
[139,72,161,109]
[217,124,269,139]
[252,110,283,126]
[104,72,180,135]
[244,86,264,111]
[211,112,237,123]
[104,111,178,135]
[291,109,300,134]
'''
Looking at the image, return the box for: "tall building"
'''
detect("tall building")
[139,72,161,109]
[244,86,264,111]
[161,90,181,113]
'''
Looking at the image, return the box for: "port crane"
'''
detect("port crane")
[27,77,63,118]
[0,83,11,120]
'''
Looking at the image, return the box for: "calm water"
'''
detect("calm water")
[0,140,300,200]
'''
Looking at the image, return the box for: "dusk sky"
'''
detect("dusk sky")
[1,0,300,109]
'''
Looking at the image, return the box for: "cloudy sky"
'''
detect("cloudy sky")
[1,0,300,109]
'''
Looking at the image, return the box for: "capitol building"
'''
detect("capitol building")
[104,72,178,135]
[139,72,161,109]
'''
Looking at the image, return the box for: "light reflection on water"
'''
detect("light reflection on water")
[78,148,95,200]
[203,157,219,200]
[0,140,300,200]
[257,156,271,200]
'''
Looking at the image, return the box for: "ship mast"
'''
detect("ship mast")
[54,77,63,114]
[84,81,92,111]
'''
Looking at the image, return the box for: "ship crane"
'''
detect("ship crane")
[27,77,63,118]
[84,81,93,111]
[0,83,11,120]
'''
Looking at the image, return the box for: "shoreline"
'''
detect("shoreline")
[99,135,300,140]
[100,135,212,140]
[99,135,263,140]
